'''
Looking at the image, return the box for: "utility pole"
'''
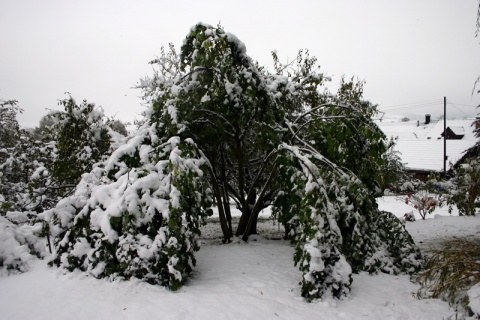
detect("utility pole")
[443,96,447,178]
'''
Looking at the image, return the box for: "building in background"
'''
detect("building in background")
[376,115,477,180]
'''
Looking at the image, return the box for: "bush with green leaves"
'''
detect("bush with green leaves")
[274,145,422,300]
[448,158,480,216]
[47,124,212,289]
[1,95,126,274]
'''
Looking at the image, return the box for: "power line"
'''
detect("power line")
[379,99,443,112]
[379,100,478,114]
[447,102,468,116]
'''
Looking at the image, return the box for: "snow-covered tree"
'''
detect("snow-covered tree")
[0,99,22,150]
[46,23,422,299]
[1,95,124,265]
[49,96,113,197]
[0,99,53,216]
[0,99,51,271]
[377,138,410,194]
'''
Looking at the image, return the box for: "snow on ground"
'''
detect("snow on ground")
[1,197,479,320]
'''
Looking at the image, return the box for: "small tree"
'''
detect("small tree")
[49,96,112,196]
[0,99,54,216]
[0,99,22,152]
[404,191,442,220]
[0,99,52,271]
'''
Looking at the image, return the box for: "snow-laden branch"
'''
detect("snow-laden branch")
[292,103,352,125]
[283,120,347,177]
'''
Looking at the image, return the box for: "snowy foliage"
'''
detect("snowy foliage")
[274,145,422,300]
[0,131,54,215]
[49,96,114,193]
[0,99,50,273]
[1,95,127,277]
[0,99,22,151]
[0,216,45,275]
[448,158,480,216]
[138,23,422,298]
[377,138,410,194]
[47,124,212,290]
[41,23,423,299]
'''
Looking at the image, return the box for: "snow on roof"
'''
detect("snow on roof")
[376,118,477,171]
[448,126,465,136]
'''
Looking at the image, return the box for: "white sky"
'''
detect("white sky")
[1,0,479,128]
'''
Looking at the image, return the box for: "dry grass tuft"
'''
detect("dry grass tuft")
[417,238,480,316]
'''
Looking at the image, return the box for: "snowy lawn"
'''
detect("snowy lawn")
[1,196,480,320]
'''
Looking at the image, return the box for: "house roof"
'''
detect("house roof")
[376,118,477,171]
[448,126,465,136]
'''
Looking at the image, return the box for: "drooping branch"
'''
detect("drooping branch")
[290,116,346,141]
[245,149,278,206]
[292,103,352,125]
[194,109,237,136]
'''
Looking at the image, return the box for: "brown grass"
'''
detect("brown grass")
[417,238,480,314]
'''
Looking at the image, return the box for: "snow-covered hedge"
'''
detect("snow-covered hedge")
[46,125,212,290]
[0,216,46,275]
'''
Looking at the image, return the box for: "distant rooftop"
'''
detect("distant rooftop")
[375,117,477,171]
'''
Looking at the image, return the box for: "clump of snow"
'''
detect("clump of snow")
[468,283,480,317]
[0,217,46,275]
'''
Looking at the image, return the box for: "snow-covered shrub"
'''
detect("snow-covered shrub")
[1,95,120,219]
[47,125,212,290]
[448,158,480,216]
[403,211,416,222]
[274,146,422,301]
[280,146,354,299]
[361,210,422,275]
[404,191,443,220]
[0,216,46,274]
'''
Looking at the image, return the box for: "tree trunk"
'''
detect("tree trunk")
[207,167,231,242]
[235,189,256,237]
[241,203,260,242]
[222,185,233,239]
[220,150,233,239]
[242,165,278,241]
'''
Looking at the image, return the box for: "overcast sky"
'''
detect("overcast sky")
[1,0,479,128]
